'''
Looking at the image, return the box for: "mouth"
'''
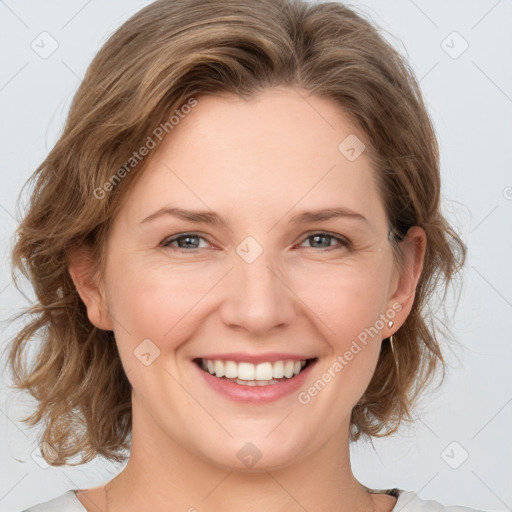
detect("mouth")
[193,357,318,387]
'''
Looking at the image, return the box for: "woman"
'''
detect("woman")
[6,0,483,510]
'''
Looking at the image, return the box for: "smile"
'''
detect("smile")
[195,358,316,386]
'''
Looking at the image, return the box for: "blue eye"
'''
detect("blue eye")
[162,233,208,250]
[161,232,350,251]
[299,232,350,250]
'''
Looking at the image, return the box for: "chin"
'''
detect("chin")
[194,433,309,473]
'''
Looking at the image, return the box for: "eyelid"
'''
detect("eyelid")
[297,231,351,249]
[161,231,351,251]
[162,232,213,249]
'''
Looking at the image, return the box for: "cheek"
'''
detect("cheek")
[290,262,389,394]
[105,260,223,347]
[290,259,391,338]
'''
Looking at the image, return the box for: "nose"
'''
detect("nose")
[218,247,296,336]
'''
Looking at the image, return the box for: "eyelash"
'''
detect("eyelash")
[161,232,351,252]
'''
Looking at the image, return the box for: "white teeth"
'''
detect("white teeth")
[238,362,255,380]
[225,360,238,378]
[236,378,281,386]
[272,360,284,378]
[238,379,257,386]
[214,360,224,378]
[283,360,295,378]
[255,362,273,380]
[200,358,309,382]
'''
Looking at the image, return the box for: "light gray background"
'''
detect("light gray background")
[0,1,511,511]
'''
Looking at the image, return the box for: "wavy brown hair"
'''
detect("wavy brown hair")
[3,0,466,466]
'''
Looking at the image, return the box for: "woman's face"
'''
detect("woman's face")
[73,87,423,472]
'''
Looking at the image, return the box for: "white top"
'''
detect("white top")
[21,488,486,511]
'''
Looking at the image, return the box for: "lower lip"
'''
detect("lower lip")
[194,360,316,403]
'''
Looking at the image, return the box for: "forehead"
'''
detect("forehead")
[117,87,387,232]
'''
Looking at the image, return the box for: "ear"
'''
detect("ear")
[67,247,113,331]
[385,225,427,334]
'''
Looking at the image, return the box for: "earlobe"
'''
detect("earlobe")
[386,226,427,329]
[67,247,113,331]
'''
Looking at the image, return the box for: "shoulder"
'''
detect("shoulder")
[394,490,487,512]
[20,490,86,512]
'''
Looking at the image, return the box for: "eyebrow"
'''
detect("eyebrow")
[140,206,368,226]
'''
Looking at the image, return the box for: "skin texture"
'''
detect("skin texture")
[69,87,426,512]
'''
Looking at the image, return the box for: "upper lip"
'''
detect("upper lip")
[194,353,317,364]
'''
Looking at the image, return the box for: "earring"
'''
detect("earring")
[387,320,394,328]
[388,333,398,374]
